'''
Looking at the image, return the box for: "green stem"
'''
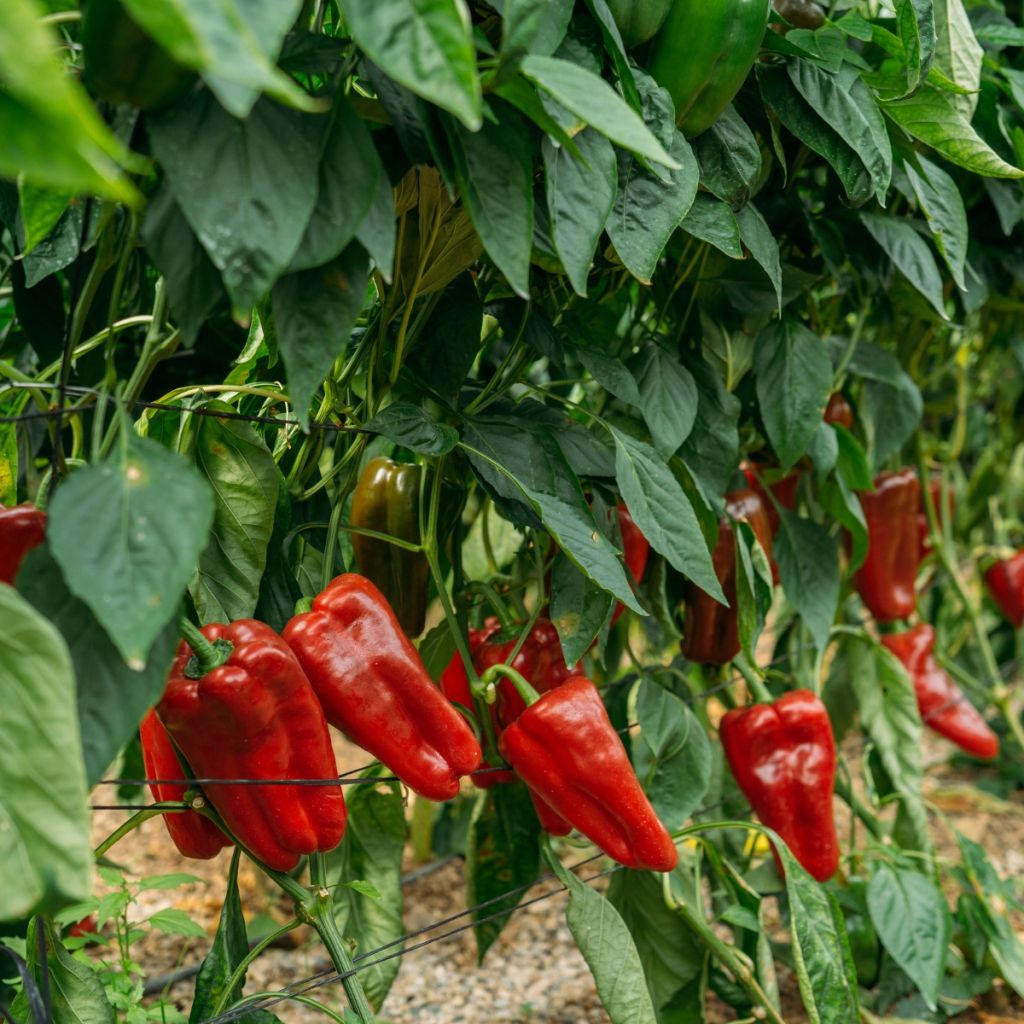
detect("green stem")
[833,774,885,841]
[479,663,539,706]
[179,619,232,675]
[94,804,189,858]
[732,654,772,704]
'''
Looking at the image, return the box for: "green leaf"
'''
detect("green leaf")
[49,434,215,667]
[149,908,208,938]
[148,91,324,313]
[463,416,645,613]
[611,428,725,604]
[547,855,658,1024]
[679,193,742,258]
[754,317,833,471]
[16,547,178,788]
[188,405,280,624]
[680,359,742,499]
[860,213,947,318]
[577,347,641,406]
[339,0,482,129]
[0,0,137,204]
[630,344,698,457]
[867,864,950,1010]
[775,511,839,652]
[932,0,981,119]
[138,873,203,891]
[355,166,398,281]
[520,55,680,168]
[606,869,705,1015]
[904,153,968,291]
[735,521,774,663]
[466,784,541,961]
[17,183,70,255]
[862,370,923,471]
[894,0,936,93]
[882,87,1024,179]
[501,0,574,57]
[0,588,92,921]
[326,769,406,1009]
[272,244,371,422]
[551,553,614,666]
[777,844,860,1024]
[409,274,482,403]
[364,403,458,455]
[543,129,617,296]
[691,105,762,208]
[121,0,316,117]
[449,103,534,297]
[631,680,711,831]
[736,204,783,313]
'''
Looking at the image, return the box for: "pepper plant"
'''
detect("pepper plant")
[2,0,1024,1022]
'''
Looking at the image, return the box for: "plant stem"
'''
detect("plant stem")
[94,804,190,858]
[179,619,232,675]
[479,663,540,706]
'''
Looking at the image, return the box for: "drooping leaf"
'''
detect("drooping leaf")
[775,511,839,652]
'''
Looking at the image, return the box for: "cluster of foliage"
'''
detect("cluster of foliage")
[3,0,1024,1022]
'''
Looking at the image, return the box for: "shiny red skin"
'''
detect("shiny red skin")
[984,551,1024,628]
[0,504,46,584]
[917,478,955,563]
[854,469,920,623]
[720,689,839,882]
[139,708,230,860]
[682,489,774,665]
[882,625,999,760]
[823,393,854,430]
[499,677,678,872]
[610,504,650,625]
[158,619,346,872]
[285,574,482,802]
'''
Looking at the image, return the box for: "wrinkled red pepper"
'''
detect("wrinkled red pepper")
[158,619,346,871]
[720,689,839,882]
[611,504,650,625]
[499,676,678,871]
[984,551,1024,628]
[823,393,854,430]
[682,488,774,665]
[853,468,920,623]
[139,708,231,860]
[285,574,482,801]
[0,504,46,584]
[881,625,999,760]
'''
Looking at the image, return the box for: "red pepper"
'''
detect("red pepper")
[158,619,346,871]
[284,574,483,801]
[917,478,955,563]
[611,504,650,625]
[882,626,999,760]
[985,551,1024,628]
[498,676,678,871]
[720,689,839,882]
[0,504,46,584]
[823,393,854,430]
[139,708,231,860]
[682,488,774,665]
[741,465,797,584]
[853,469,920,623]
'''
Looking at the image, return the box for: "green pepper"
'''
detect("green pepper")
[604,0,674,48]
[82,0,194,110]
[646,0,771,136]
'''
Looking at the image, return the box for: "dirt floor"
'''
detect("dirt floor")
[84,724,1024,1024]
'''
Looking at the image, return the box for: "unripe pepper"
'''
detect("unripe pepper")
[720,689,839,882]
[284,574,483,801]
[853,469,920,623]
[139,709,231,860]
[984,551,1024,628]
[682,488,773,665]
[823,393,854,430]
[499,676,678,871]
[158,620,346,872]
[647,0,771,136]
[881,625,999,760]
[604,0,674,47]
[0,504,46,584]
[82,0,195,110]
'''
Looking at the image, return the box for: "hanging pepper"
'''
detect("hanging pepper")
[498,676,678,871]
[284,574,482,801]
[917,478,955,563]
[719,689,839,882]
[823,393,854,430]
[0,504,46,584]
[157,619,346,872]
[139,709,231,860]
[682,488,773,665]
[985,551,1024,627]
[853,468,920,623]
[604,0,674,46]
[647,0,771,136]
[881,625,999,760]
[611,504,651,625]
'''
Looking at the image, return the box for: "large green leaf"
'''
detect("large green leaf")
[904,154,967,291]
[550,553,614,666]
[860,213,947,317]
[692,105,762,208]
[0,588,92,921]
[630,344,698,457]
[775,511,839,652]
[931,0,981,119]
[49,434,215,667]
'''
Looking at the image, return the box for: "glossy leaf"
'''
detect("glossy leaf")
[364,403,458,455]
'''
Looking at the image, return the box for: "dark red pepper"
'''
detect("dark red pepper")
[0,504,46,584]
[682,489,774,665]
[611,504,650,625]
[823,393,854,430]
[720,689,839,882]
[985,551,1024,627]
[499,676,678,871]
[139,708,231,860]
[853,469,920,623]
[882,625,999,760]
